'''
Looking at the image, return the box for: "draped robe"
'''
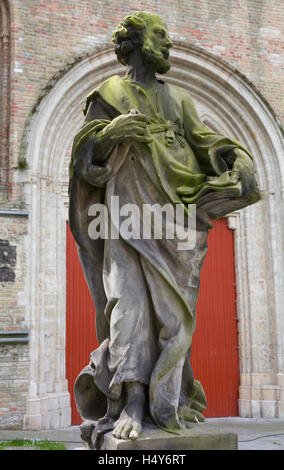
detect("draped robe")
[69,75,260,432]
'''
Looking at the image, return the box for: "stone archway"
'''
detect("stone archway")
[22,43,284,429]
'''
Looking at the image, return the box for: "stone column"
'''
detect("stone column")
[23,176,71,430]
[234,194,284,418]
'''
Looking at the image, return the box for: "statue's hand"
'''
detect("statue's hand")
[98,112,153,146]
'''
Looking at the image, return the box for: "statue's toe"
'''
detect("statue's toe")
[113,419,142,440]
[129,422,141,440]
[112,423,123,439]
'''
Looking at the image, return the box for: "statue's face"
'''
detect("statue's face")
[140,17,173,74]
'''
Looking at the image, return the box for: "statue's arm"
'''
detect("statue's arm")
[181,92,259,197]
[79,96,119,164]
[182,94,237,173]
[72,96,151,186]
[229,148,259,198]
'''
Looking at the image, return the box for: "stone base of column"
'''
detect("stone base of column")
[239,383,284,418]
[23,391,71,430]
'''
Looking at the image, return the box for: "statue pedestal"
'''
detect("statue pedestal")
[100,422,238,450]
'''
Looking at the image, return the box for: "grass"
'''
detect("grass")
[0,439,67,450]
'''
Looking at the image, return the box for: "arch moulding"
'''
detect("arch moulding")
[21,43,284,429]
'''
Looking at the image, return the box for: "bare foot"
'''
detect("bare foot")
[112,382,145,440]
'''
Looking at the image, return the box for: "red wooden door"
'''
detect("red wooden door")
[65,224,99,425]
[66,218,239,425]
[191,218,239,417]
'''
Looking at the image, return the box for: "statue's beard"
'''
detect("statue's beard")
[141,43,171,74]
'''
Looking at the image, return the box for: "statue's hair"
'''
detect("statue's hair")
[112,11,158,65]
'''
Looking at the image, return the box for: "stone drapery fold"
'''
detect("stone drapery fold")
[70,75,260,432]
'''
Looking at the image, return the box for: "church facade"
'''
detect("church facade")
[0,0,283,429]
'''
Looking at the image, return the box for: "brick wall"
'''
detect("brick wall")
[0,342,29,429]
[0,214,29,429]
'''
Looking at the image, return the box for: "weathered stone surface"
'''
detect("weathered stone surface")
[101,422,238,450]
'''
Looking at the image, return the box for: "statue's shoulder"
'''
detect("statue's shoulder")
[83,75,127,115]
[166,81,193,103]
[94,75,124,94]
[165,82,196,113]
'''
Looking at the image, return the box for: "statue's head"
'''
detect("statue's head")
[112,11,173,74]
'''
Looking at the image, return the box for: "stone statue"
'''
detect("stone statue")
[68,11,260,449]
